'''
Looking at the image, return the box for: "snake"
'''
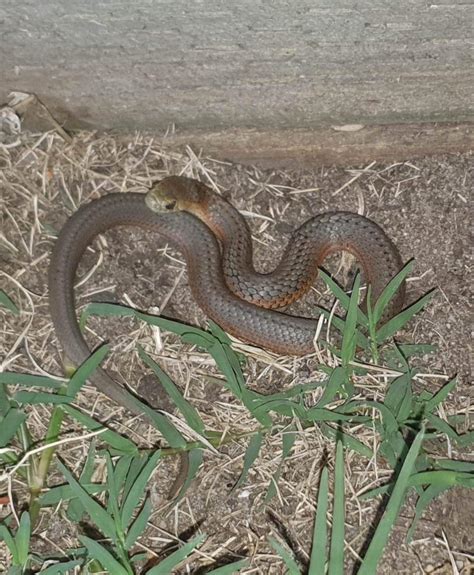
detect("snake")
[48,175,405,488]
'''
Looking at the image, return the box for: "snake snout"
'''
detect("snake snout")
[145,190,177,213]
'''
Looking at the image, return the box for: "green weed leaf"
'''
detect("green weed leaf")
[357,426,425,574]
[57,460,117,541]
[372,261,413,325]
[376,290,435,343]
[78,536,130,575]
[138,347,205,434]
[309,466,329,574]
[0,290,20,315]
[121,450,161,531]
[328,441,344,575]
[234,432,264,490]
[125,497,152,549]
[146,533,206,574]
[269,537,301,574]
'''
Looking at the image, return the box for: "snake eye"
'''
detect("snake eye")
[165,200,177,210]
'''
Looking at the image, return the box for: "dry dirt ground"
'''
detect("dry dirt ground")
[0,131,472,574]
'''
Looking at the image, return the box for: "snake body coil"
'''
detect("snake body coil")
[48,176,405,412]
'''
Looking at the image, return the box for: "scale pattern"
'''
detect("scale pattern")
[48,188,405,409]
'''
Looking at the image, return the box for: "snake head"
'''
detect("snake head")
[146,176,209,215]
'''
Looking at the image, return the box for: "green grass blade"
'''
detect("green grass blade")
[358,484,393,500]
[407,470,471,487]
[341,273,361,368]
[121,450,161,531]
[139,404,187,449]
[384,373,413,423]
[208,320,234,345]
[207,342,245,399]
[0,525,18,562]
[248,380,327,418]
[268,537,301,574]
[110,455,134,509]
[424,377,457,413]
[315,367,348,408]
[62,405,139,454]
[124,496,152,549]
[363,400,399,434]
[80,438,98,481]
[375,290,435,343]
[84,301,214,341]
[66,389,185,451]
[13,391,74,405]
[305,408,369,424]
[320,424,373,458]
[67,344,110,397]
[328,441,345,575]
[181,331,217,349]
[0,409,27,447]
[57,460,117,541]
[206,559,250,574]
[384,342,410,372]
[0,372,64,389]
[433,459,474,472]
[146,534,207,574]
[120,455,147,505]
[136,310,214,340]
[372,261,413,325]
[209,341,272,427]
[218,342,248,393]
[234,432,264,490]
[39,483,107,506]
[365,283,376,355]
[0,382,11,417]
[138,347,205,434]
[426,414,462,443]
[406,484,449,543]
[309,466,329,575]
[314,307,369,350]
[318,269,369,328]
[357,426,425,575]
[379,431,407,469]
[39,560,83,574]
[14,512,31,564]
[457,475,474,487]
[458,431,474,447]
[78,536,130,575]
[253,397,306,419]
[360,468,471,500]
[105,453,122,536]
[130,551,149,563]
[0,290,20,315]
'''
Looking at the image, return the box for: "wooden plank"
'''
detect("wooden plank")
[1,0,472,133]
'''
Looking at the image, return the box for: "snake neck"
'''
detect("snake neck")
[198,194,312,308]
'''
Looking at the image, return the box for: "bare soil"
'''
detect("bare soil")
[0,131,472,574]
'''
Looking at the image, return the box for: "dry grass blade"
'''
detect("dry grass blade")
[0,132,471,574]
